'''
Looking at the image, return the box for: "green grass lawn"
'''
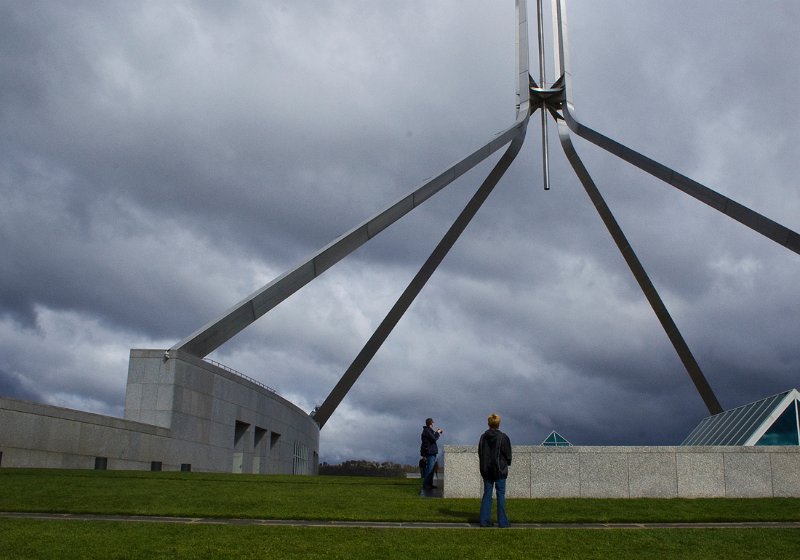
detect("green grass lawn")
[1,469,798,559]
[2,520,799,560]
[1,468,798,523]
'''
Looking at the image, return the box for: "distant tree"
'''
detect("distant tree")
[319,459,412,477]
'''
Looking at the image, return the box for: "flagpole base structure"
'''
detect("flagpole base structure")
[166,0,799,428]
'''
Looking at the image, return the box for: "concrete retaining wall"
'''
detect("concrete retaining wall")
[0,397,171,470]
[443,445,800,498]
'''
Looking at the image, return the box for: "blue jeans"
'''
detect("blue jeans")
[479,478,508,527]
[422,454,437,487]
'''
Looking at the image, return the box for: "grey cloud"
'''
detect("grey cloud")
[1,0,798,465]
[0,367,43,402]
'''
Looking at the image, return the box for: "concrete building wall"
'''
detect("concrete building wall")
[443,445,800,498]
[0,349,320,474]
[0,397,171,470]
[125,349,319,474]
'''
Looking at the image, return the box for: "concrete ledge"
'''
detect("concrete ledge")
[443,445,800,498]
[0,397,168,436]
[0,396,173,470]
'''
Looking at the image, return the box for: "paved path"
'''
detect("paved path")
[3,512,799,530]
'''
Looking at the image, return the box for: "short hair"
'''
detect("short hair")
[487,413,501,429]
[425,418,434,427]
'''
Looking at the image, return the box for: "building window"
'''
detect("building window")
[756,400,800,446]
[293,441,310,475]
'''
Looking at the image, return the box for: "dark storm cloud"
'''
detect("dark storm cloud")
[1,0,798,464]
[0,367,42,402]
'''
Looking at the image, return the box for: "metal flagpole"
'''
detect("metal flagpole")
[536,0,550,190]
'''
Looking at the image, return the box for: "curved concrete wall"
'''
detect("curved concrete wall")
[443,445,800,498]
[0,349,319,474]
[125,349,320,474]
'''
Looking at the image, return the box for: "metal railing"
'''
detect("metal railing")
[202,358,278,395]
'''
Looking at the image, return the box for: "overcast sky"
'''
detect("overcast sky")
[2,0,799,465]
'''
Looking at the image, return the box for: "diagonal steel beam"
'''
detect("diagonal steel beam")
[171,118,527,358]
[170,0,532,360]
[554,114,722,414]
[551,0,722,414]
[311,0,532,427]
[552,0,800,256]
[313,128,528,428]
[563,111,800,255]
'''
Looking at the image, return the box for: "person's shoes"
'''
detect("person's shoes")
[479,523,492,528]
[429,485,438,488]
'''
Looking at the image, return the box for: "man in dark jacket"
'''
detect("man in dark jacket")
[420,418,443,490]
[478,412,512,527]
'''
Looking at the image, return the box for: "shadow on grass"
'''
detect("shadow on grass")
[438,507,476,522]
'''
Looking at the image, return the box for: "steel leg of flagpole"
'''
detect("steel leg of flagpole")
[171,0,532,360]
[551,0,721,415]
[170,120,525,358]
[312,0,532,427]
[552,0,800,256]
[554,116,722,414]
[564,109,800,255]
[313,129,528,428]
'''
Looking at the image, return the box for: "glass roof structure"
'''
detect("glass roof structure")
[681,389,800,446]
[541,431,572,447]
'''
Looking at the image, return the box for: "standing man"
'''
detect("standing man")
[420,418,443,490]
[478,413,512,527]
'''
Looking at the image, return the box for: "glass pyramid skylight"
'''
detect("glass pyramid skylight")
[681,389,800,446]
[541,431,572,446]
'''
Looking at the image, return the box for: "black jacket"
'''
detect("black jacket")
[478,428,512,480]
[420,426,440,456]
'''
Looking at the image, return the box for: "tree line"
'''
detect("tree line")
[319,459,417,477]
